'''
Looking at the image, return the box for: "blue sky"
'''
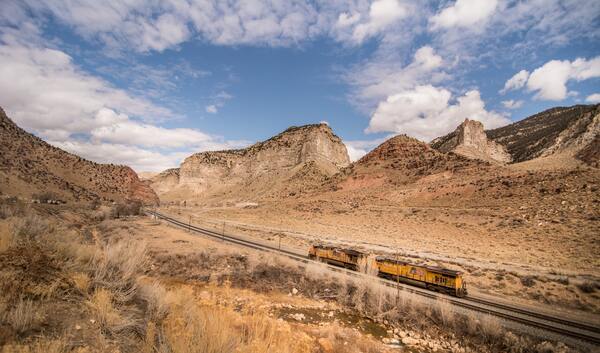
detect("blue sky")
[1,0,599,171]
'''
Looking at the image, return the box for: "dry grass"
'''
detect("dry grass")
[0,337,67,353]
[71,272,90,295]
[159,288,311,353]
[0,230,14,252]
[86,288,138,335]
[3,298,44,334]
[138,279,169,322]
[11,214,47,243]
[92,239,147,303]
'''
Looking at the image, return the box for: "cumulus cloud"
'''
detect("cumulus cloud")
[345,45,446,109]
[367,85,509,141]
[500,70,529,94]
[0,26,241,171]
[350,0,408,43]
[430,0,498,30]
[501,100,524,109]
[502,57,600,100]
[586,93,600,103]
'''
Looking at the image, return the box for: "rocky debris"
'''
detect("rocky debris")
[154,123,350,199]
[0,107,158,205]
[431,118,511,163]
[487,104,599,164]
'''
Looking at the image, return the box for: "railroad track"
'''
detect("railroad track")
[146,210,600,346]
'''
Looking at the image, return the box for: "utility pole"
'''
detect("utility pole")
[278,233,281,251]
[222,221,225,242]
[188,215,191,233]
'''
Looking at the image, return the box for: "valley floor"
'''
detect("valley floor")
[0,200,592,352]
[159,194,600,317]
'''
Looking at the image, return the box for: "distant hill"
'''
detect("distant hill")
[0,107,158,205]
[486,104,599,164]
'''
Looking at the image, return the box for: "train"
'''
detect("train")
[308,244,467,297]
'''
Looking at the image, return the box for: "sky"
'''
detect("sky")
[1,0,599,172]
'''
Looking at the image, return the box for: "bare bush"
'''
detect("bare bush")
[109,201,143,219]
[32,192,60,204]
[92,240,147,303]
[479,314,503,343]
[138,280,169,322]
[12,214,48,243]
[87,288,138,335]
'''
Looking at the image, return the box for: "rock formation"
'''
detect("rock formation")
[333,134,489,190]
[0,107,159,205]
[431,119,512,163]
[151,123,350,200]
[486,104,599,164]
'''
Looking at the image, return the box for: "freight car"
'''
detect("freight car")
[308,245,365,271]
[308,245,467,297]
[375,256,467,297]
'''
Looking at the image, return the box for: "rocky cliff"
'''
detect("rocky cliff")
[153,123,350,200]
[431,119,512,163]
[486,104,599,164]
[0,107,159,205]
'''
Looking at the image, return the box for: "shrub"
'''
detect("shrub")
[12,214,48,243]
[86,288,137,335]
[92,240,147,303]
[109,201,142,219]
[520,276,536,287]
[577,281,597,293]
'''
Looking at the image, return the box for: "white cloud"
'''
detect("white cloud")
[351,0,408,43]
[90,114,212,148]
[500,70,529,94]
[205,105,218,114]
[430,0,498,30]
[367,85,509,141]
[501,99,524,109]
[503,57,600,100]
[345,45,446,109]
[50,140,190,172]
[0,27,241,171]
[586,93,600,103]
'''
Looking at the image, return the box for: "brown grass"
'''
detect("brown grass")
[3,298,44,334]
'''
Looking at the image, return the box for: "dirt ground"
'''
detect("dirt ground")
[158,162,600,317]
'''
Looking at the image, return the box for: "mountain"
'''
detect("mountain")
[431,119,512,163]
[486,104,599,164]
[0,107,158,205]
[331,134,491,193]
[151,123,350,202]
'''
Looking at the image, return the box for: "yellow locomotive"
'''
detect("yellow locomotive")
[308,245,467,297]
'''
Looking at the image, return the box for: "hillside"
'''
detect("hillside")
[486,104,599,164]
[0,108,158,205]
[334,134,490,190]
[152,123,350,202]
